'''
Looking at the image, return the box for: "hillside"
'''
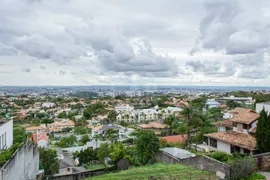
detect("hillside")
[89,163,218,180]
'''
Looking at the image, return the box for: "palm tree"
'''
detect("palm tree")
[94,134,101,149]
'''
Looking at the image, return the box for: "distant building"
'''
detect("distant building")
[115,104,134,113]
[256,102,270,114]
[0,119,13,150]
[41,102,56,108]
[204,99,220,111]
[30,132,49,148]
[220,96,254,105]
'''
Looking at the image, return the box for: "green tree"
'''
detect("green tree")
[81,134,90,144]
[73,148,97,165]
[164,115,178,135]
[55,135,77,148]
[97,142,110,163]
[256,108,270,153]
[40,148,59,175]
[74,126,87,135]
[108,142,127,166]
[13,126,28,144]
[104,129,119,143]
[83,109,92,119]
[135,130,160,165]
[58,111,67,118]
[108,110,117,122]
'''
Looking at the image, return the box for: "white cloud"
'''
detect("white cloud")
[0,0,270,85]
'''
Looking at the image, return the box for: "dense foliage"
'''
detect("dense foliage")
[135,130,160,165]
[256,109,270,153]
[55,135,77,148]
[40,148,59,175]
[73,148,98,165]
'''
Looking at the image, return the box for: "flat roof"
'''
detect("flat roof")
[0,119,11,127]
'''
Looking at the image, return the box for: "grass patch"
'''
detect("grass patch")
[88,163,217,180]
[245,173,266,180]
[87,164,106,171]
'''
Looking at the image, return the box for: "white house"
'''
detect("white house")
[256,102,270,114]
[221,96,254,105]
[0,119,13,149]
[41,102,56,108]
[204,108,258,155]
[115,104,134,113]
[204,99,220,111]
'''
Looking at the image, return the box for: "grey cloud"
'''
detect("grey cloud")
[193,0,270,55]
[186,60,236,77]
[98,39,179,77]
[40,65,46,70]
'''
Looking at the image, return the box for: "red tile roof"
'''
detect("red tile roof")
[31,132,48,144]
[160,135,188,143]
[228,108,259,124]
[216,119,233,127]
[139,122,168,129]
[204,131,256,150]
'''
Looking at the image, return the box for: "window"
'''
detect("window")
[4,132,6,146]
[243,124,248,129]
[210,138,217,148]
[231,145,240,153]
[244,149,250,155]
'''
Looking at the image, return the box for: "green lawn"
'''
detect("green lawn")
[87,164,106,171]
[89,163,217,180]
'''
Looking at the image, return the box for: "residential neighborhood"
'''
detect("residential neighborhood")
[1,87,270,180]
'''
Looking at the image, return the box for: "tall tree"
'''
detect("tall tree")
[180,105,195,148]
[256,108,270,153]
[135,130,160,165]
[40,148,59,175]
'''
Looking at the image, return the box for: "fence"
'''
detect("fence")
[253,152,270,171]
[155,151,230,178]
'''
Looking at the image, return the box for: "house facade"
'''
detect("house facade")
[0,119,13,149]
[204,108,258,155]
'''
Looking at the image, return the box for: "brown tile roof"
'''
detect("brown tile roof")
[48,120,75,128]
[204,131,256,150]
[31,132,48,143]
[160,135,188,143]
[228,108,259,124]
[26,126,46,131]
[139,122,168,129]
[216,120,233,127]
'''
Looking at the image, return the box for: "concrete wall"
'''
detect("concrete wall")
[49,169,105,180]
[0,142,39,180]
[217,141,231,154]
[155,152,231,178]
[256,103,270,114]
[0,120,13,149]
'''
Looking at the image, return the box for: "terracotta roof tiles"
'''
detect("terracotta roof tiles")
[204,131,256,150]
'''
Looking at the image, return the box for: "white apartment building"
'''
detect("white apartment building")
[0,119,13,149]
[115,104,134,113]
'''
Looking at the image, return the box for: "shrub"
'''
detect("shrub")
[208,151,231,163]
[230,157,257,180]
[246,173,266,180]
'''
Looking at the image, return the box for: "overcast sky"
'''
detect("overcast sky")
[1,0,270,86]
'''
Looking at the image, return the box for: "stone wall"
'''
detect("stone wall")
[253,152,270,171]
[49,168,106,180]
[155,152,231,178]
[0,142,39,180]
